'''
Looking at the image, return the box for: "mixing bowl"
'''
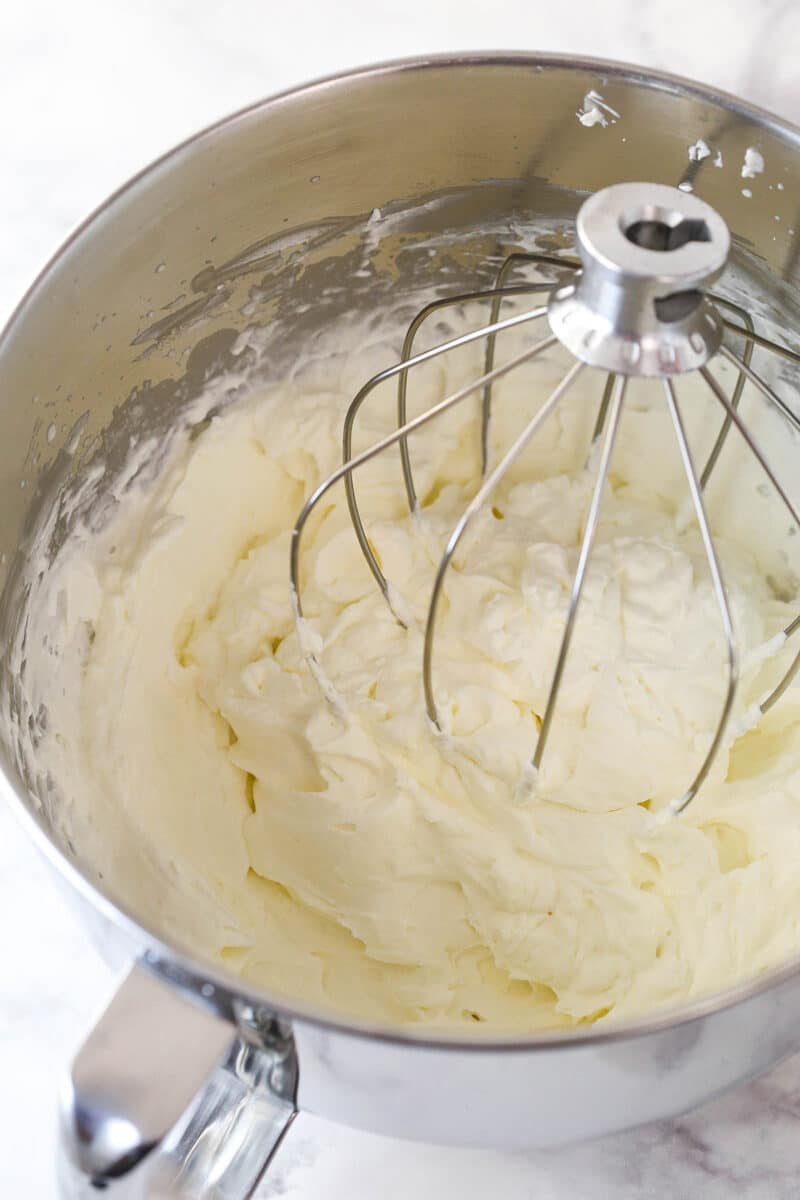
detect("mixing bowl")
[2,52,800,1198]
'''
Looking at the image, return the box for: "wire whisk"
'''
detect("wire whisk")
[291,182,800,817]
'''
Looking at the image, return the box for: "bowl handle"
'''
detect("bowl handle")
[57,961,298,1197]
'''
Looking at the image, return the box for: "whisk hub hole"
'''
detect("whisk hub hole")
[623,213,711,252]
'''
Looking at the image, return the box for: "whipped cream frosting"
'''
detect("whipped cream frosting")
[25,311,800,1031]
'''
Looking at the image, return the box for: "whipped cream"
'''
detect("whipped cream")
[24,313,800,1031]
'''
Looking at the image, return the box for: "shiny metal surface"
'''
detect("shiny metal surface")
[59,964,297,1196]
[531,371,626,774]
[660,376,737,818]
[422,352,583,733]
[549,182,728,374]
[0,52,800,1197]
[700,356,800,724]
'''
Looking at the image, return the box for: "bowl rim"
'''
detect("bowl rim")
[3,49,800,1053]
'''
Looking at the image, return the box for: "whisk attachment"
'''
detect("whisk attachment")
[291,181,800,816]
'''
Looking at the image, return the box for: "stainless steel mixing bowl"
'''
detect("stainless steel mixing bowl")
[2,53,800,1199]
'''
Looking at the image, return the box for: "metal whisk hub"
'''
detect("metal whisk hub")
[548,182,729,375]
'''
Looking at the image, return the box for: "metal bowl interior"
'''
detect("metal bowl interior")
[2,52,800,1054]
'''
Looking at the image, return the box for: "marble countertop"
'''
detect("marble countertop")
[3,1,800,1195]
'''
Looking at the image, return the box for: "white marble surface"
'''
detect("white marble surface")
[3,1,800,1195]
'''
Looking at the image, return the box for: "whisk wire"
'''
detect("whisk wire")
[396,283,555,514]
[700,364,800,717]
[703,361,800,524]
[481,251,579,474]
[699,308,754,491]
[339,305,549,616]
[423,357,585,730]
[292,321,554,627]
[719,345,800,435]
[589,371,617,454]
[533,374,626,773]
[722,321,800,368]
[663,377,738,817]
